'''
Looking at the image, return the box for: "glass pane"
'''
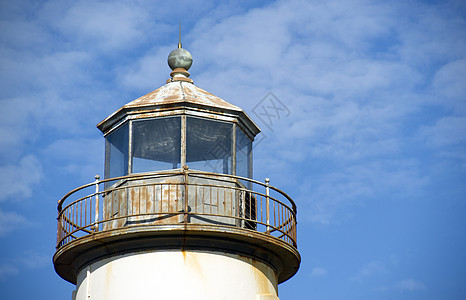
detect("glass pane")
[186,117,232,174]
[236,127,252,179]
[105,122,129,179]
[132,117,181,173]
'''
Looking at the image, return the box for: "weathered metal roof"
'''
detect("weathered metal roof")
[123,81,242,112]
[97,46,260,136]
[97,80,260,136]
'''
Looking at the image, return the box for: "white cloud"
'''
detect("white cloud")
[395,279,426,292]
[13,251,49,270]
[37,0,155,51]
[0,155,42,202]
[395,2,466,69]
[0,250,49,281]
[299,159,428,224]
[118,46,173,90]
[310,267,328,277]
[0,209,28,236]
[42,137,103,181]
[420,116,466,149]
[350,261,386,281]
[433,59,466,109]
[0,97,40,161]
[0,264,19,281]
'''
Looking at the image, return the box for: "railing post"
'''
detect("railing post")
[94,175,100,232]
[241,189,245,228]
[183,166,189,224]
[265,178,270,233]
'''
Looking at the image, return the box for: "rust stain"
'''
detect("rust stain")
[182,251,205,283]
[104,261,113,298]
[121,81,242,112]
[251,258,278,296]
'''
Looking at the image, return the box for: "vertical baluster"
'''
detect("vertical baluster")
[90,196,92,228]
[176,183,180,213]
[248,190,252,222]
[80,199,83,228]
[183,167,189,223]
[70,206,72,237]
[202,186,205,214]
[66,207,69,239]
[195,185,198,214]
[111,187,114,219]
[145,185,149,215]
[265,178,270,233]
[84,197,87,229]
[210,186,212,215]
[153,184,156,214]
[260,194,263,224]
[241,190,245,228]
[286,211,290,244]
[168,184,171,212]
[138,186,141,215]
[94,175,100,231]
[279,203,282,235]
[286,209,289,239]
[230,190,236,221]
[64,208,67,242]
[216,187,219,215]
[76,202,79,230]
[72,204,75,234]
[57,214,60,247]
[160,184,163,213]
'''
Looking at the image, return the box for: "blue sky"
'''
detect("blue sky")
[1,0,465,299]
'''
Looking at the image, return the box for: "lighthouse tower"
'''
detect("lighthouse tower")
[53,44,300,300]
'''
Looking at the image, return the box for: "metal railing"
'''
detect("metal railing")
[56,169,297,250]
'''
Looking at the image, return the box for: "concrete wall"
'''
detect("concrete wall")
[74,250,279,300]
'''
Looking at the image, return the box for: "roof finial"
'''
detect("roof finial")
[178,20,182,49]
[167,21,193,84]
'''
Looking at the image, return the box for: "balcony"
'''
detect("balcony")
[54,168,299,283]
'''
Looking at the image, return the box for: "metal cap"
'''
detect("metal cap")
[168,48,193,71]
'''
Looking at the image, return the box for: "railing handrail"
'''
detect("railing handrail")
[56,169,298,250]
[57,169,184,210]
[58,169,297,214]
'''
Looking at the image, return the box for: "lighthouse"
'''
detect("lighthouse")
[53,43,300,300]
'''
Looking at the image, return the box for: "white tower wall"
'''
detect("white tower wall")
[74,251,279,300]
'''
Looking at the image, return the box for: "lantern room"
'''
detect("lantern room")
[97,47,259,181]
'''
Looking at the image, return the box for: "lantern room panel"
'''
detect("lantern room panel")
[131,117,181,173]
[186,116,233,175]
[105,122,129,179]
[235,127,252,180]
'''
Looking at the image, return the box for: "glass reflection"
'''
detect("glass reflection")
[186,117,232,174]
[105,122,129,179]
[132,117,181,173]
[236,127,252,179]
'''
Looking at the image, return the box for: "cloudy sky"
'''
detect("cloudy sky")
[1,0,465,299]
